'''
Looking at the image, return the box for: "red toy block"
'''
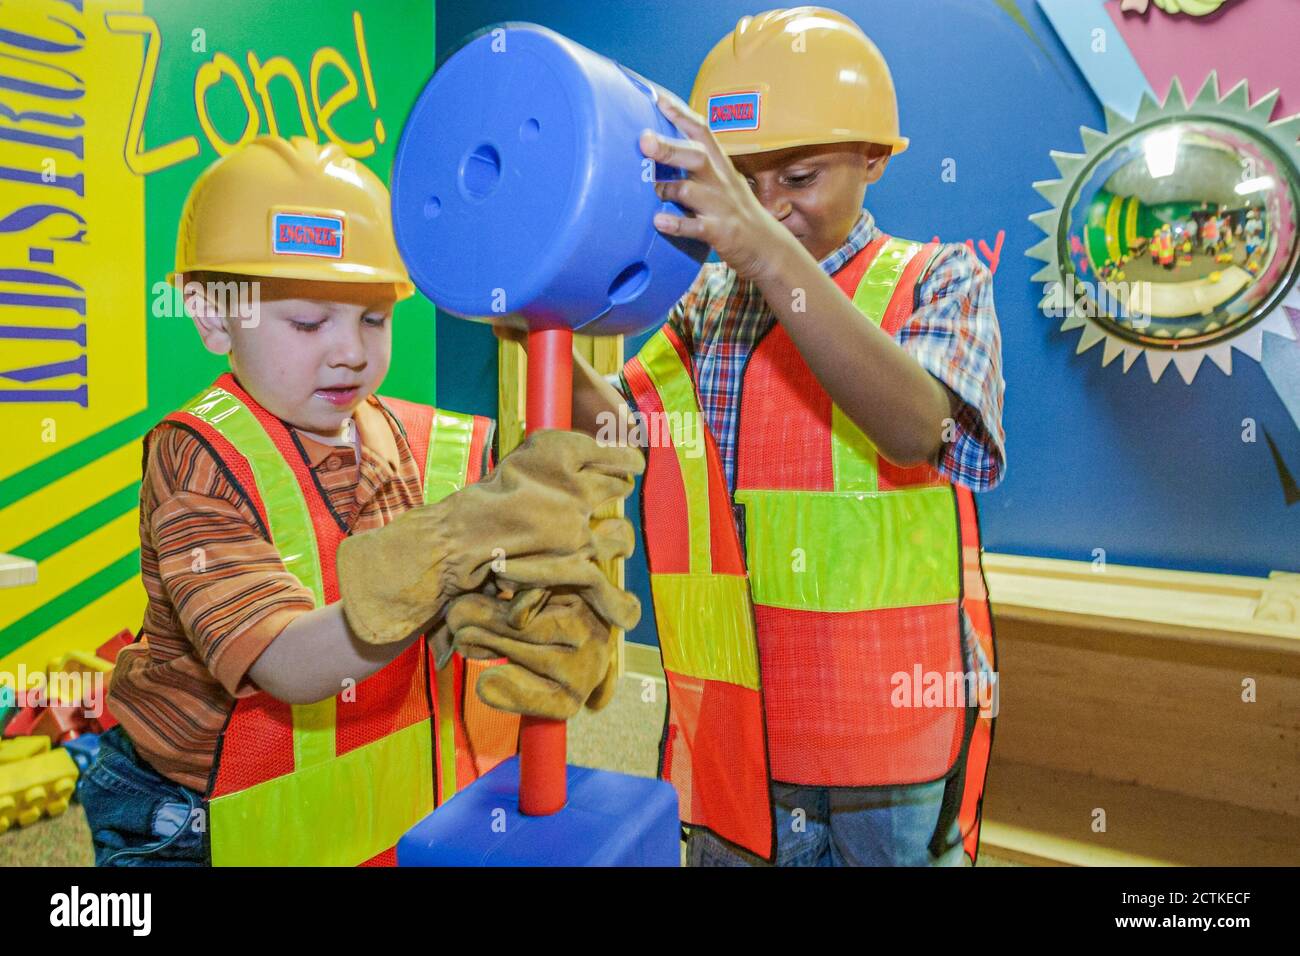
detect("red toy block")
[2,707,40,740]
[94,629,135,665]
[32,706,90,746]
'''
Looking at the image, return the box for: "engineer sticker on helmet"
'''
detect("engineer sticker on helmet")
[272,212,345,258]
[707,91,761,132]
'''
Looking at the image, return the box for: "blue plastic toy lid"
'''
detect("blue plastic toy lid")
[392,26,592,320]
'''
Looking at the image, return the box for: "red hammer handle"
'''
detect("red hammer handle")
[518,327,574,815]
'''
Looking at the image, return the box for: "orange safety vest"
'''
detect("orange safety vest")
[625,235,998,863]
[1156,229,1174,264]
[156,372,519,866]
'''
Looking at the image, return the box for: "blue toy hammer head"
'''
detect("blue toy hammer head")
[391,22,708,336]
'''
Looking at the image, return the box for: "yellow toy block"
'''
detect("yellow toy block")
[0,736,50,765]
[43,650,113,711]
[47,650,114,678]
[0,747,78,835]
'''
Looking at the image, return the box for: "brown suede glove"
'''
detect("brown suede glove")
[338,430,643,647]
[446,589,620,719]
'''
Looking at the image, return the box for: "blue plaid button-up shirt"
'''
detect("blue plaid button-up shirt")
[623,210,1006,492]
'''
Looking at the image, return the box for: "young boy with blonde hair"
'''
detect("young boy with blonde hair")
[79,135,642,866]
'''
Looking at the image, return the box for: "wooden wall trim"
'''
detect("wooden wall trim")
[983,553,1300,654]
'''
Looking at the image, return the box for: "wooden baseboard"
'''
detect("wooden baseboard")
[982,760,1300,866]
[625,640,664,682]
[982,552,1300,651]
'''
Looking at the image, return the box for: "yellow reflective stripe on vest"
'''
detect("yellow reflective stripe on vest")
[636,330,759,687]
[434,663,457,802]
[183,387,325,602]
[208,720,434,866]
[181,386,335,770]
[733,487,960,611]
[423,410,476,505]
[420,409,476,800]
[831,405,878,492]
[851,237,921,324]
[831,238,924,493]
[650,574,759,689]
[640,330,711,576]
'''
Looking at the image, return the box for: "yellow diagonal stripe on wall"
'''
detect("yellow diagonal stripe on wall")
[0,442,142,552]
[0,511,139,631]
[0,577,145,677]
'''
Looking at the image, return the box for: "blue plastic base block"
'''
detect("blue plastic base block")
[397,757,680,867]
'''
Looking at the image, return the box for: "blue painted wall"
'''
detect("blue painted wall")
[431,0,1300,644]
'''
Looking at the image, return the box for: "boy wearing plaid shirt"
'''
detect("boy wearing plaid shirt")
[566,7,1006,866]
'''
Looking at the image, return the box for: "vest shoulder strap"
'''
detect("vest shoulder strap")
[850,235,941,334]
[626,323,703,417]
[167,373,328,604]
[379,395,495,503]
[378,394,433,465]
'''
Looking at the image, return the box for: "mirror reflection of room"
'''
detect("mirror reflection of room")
[1065,119,1295,345]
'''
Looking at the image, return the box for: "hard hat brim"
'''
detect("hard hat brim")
[168,264,416,301]
[718,133,910,158]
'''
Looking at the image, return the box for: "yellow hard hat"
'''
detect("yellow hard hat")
[689,6,908,157]
[170,135,414,299]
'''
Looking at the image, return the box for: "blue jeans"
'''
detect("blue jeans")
[77,726,210,866]
[688,777,969,867]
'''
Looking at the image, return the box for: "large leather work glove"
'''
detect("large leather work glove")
[446,588,623,720]
[338,430,643,648]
